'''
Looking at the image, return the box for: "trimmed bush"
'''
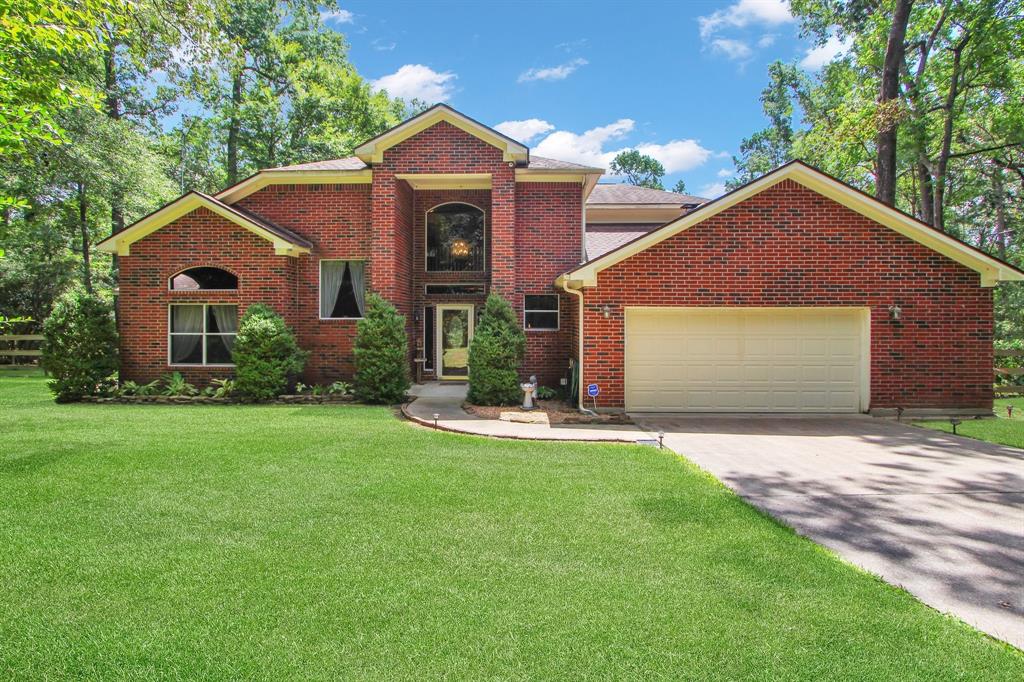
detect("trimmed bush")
[353,293,410,404]
[232,304,307,401]
[41,291,119,402]
[467,294,526,405]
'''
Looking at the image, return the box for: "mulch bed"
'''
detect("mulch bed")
[464,399,632,425]
[79,394,357,405]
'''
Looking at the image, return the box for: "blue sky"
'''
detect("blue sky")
[321,1,848,198]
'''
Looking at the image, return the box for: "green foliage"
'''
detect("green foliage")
[231,303,307,401]
[353,293,410,404]
[210,377,236,398]
[160,372,198,397]
[40,290,118,401]
[467,294,526,406]
[609,149,666,190]
[328,380,351,395]
[119,379,160,397]
[671,179,688,194]
[535,385,558,401]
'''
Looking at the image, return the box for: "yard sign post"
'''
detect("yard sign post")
[587,383,599,411]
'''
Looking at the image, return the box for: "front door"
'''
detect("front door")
[436,305,474,380]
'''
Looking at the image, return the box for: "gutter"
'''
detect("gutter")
[558,275,592,414]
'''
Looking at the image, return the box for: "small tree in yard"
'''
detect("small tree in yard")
[42,291,118,402]
[232,304,307,401]
[353,293,410,404]
[467,294,526,405]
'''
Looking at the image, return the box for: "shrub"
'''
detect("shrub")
[41,291,119,402]
[210,378,235,398]
[328,380,352,395]
[161,372,197,397]
[232,304,307,401]
[536,385,558,400]
[120,379,159,397]
[467,294,526,405]
[353,293,410,404]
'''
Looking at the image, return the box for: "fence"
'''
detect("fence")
[995,348,1024,397]
[0,334,44,364]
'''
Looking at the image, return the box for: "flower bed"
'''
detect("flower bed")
[80,394,357,405]
[464,399,632,425]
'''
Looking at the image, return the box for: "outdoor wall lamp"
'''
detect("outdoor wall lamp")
[888,304,902,321]
[602,304,611,319]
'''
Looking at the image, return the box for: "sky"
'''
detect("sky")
[321,1,849,198]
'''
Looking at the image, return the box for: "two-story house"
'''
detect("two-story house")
[99,104,1023,413]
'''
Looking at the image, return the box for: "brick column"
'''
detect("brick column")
[490,164,517,303]
[370,169,396,299]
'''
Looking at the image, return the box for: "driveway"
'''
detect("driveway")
[631,414,1024,649]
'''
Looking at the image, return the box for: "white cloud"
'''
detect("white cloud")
[493,119,555,143]
[636,139,713,173]
[701,182,728,198]
[371,64,456,103]
[799,34,854,70]
[518,58,588,83]
[530,119,715,174]
[717,168,734,178]
[320,9,354,24]
[698,0,793,39]
[532,119,635,168]
[711,38,753,61]
[371,38,396,51]
[757,33,777,48]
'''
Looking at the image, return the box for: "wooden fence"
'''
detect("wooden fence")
[0,334,44,364]
[995,348,1024,397]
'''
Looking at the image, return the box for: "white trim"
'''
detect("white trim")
[396,173,490,190]
[435,304,475,380]
[216,169,372,204]
[318,259,366,320]
[168,266,239,291]
[562,162,1023,287]
[354,105,528,164]
[424,201,487,274]
[167,303,238,367]
[524,293,560,331]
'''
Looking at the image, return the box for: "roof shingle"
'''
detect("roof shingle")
[587,184,706,206]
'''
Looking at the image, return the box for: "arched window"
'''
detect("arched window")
[426,203,484,272]
[170,267,238,290]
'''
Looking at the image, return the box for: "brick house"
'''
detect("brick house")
[99,105,1023,413]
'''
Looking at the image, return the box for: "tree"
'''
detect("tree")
[609,150,666,190]
[467,294,526,406]
[353,293,410,404]
[671,179,688,194]
[232,303,307,400]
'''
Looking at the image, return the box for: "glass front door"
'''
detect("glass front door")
[437,305,473,379]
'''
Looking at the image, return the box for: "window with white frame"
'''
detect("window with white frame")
[524,294,559,331]
[169,304,238,365]
[320,260,366,318]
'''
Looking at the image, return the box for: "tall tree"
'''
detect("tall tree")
[609,150,666,190]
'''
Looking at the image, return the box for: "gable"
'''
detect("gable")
[353,104,528,165]
[560,161,1024,288]
[96,192,312,257]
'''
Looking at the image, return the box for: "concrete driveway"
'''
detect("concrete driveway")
[631,414,1024,649]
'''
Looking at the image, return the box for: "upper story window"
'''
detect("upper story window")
[426,203,484,272]
[170,267,238,290]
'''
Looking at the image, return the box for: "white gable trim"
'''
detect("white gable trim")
[96,193,310,257]
[353,104,529,164]
[561,162,1023,288]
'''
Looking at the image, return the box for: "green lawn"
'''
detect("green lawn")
[916,397,1024,449]
[2,372,1021,679]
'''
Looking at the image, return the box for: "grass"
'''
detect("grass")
[2,371,1022,679]
[916,397,1024,449]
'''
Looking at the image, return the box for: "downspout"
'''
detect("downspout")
[560,278,595,416]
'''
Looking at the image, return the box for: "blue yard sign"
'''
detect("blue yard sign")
[587,383,600,398]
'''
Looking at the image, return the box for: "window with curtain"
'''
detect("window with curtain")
[524,294,559,331]
[170,267,238,290]
[169,304,238,365]
[426,203,484,272]
[320,260,365,318]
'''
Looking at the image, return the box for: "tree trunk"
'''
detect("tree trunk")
[875,0,914,206]
[227,72,243,185]
[991,170,1009,261]
[917,161,934,225]
[78,182,93,294]
[104,28,125,237]
[932,34,969,233]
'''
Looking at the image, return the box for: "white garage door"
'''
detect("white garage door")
[625,308,866,413]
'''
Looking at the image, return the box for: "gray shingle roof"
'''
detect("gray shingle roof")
[526,156,603,171]
[585,225,662,260]
[195,192,313,249]
[266,157,368,171]
[587,184,706,206]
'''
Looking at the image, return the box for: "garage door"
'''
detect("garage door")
[625,308,866,412]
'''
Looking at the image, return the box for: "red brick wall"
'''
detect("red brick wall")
[581,180,994,410]
[238,183,372,382]
[516,182,582,389]
[117,207,297,386]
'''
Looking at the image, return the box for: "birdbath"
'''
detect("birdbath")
[520,375,538,411]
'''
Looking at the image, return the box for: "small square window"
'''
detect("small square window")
[524,294,559,331]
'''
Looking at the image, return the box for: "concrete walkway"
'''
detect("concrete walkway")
[632,414,1024,649]
[405,383,650,442]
